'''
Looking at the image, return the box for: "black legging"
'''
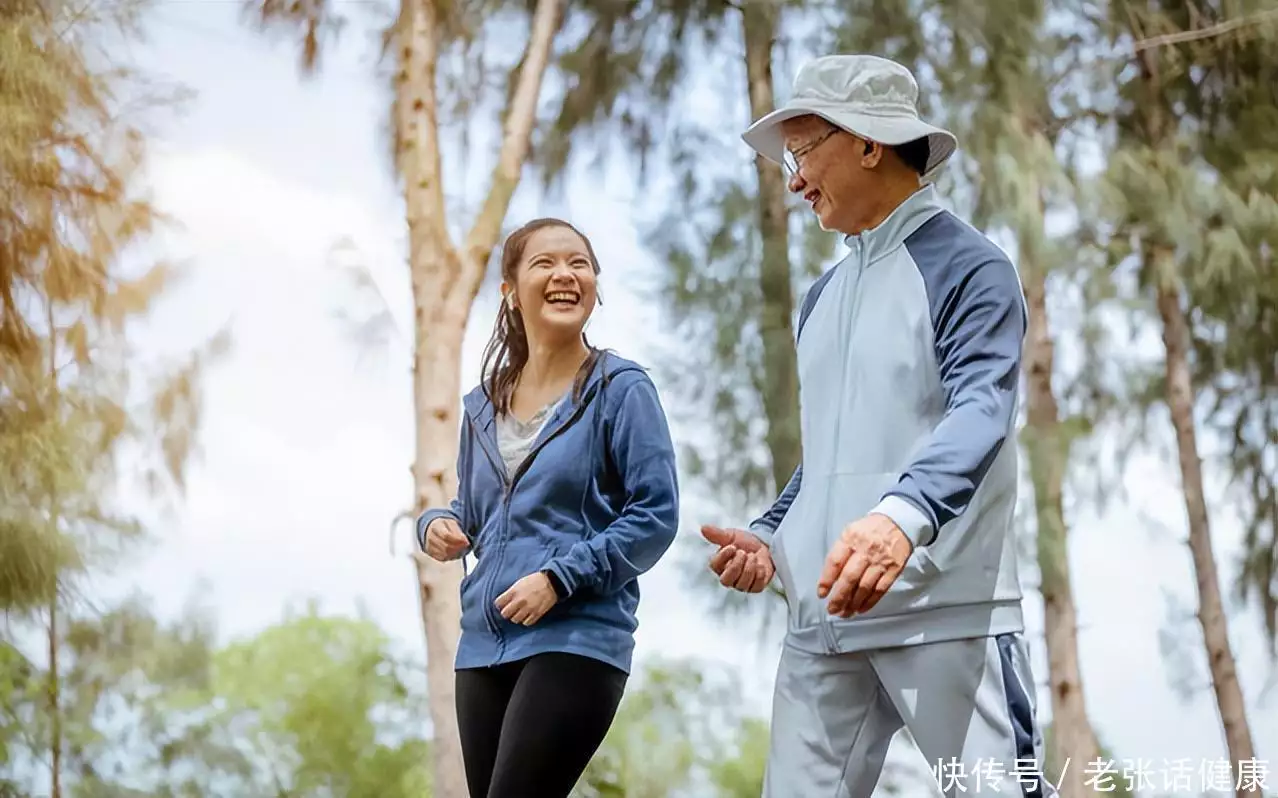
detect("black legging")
[454,651,628,798]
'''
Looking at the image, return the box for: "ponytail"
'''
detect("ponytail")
[480,296,529,417]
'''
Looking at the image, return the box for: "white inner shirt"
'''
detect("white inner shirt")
[496,392,567,477]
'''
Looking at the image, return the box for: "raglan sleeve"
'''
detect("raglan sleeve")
[540,372,680,597]
[870,253,1027,548]
[747,466,802,547]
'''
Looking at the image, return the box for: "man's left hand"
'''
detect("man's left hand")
[818,513,914,618]
[496,572,559,626]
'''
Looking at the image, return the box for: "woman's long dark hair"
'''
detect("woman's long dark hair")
[479,218,603,417]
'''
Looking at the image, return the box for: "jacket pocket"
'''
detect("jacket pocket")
[458,555,490,633]
[770,525,799,627]
[777,471,904,627]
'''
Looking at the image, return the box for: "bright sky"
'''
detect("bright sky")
[105,4,1278,795]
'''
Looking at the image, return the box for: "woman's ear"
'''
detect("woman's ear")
[499,281,515,310]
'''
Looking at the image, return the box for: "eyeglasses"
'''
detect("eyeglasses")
[783,128,840,178]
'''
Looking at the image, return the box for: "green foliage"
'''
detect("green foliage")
[1084,0,1278,651]
[648,168,786,515]
[530,0,728,190]
[203,601,431,797]
[1179,5,1278,648]
[577,661,704,796]
[704,717,769,798]
[0,594,220,792]
[1,596,431,797]
[0,402,85,611]
[1,0,228,622]
[2,10,248,774]
[4,603,800,798]
[575,656,769,798]
[0,641,40,780]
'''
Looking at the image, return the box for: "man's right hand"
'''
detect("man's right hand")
[701,525,775,593]
[424,517,470,562]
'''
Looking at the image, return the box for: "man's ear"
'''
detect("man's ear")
[861,139,883,168]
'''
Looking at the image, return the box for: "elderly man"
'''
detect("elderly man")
[700,55,1057,797]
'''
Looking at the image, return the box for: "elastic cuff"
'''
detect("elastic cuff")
[871,495,934,548]
[415,511,434,551]
[543,560,577,599]
[747,522,775,547]
[542,569,569,600]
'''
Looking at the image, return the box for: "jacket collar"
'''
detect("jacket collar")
[462,349,638,432]
[842,183,946,264]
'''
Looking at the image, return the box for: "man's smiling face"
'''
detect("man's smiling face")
[780,115,877,235]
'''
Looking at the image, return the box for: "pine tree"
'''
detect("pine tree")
[2,2,227,794]
[1094,0,1274,787]
[1178,3,1278,653]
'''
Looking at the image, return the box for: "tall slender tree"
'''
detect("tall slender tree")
[641,5,815,623]
[1096,1,1268,786]
[2,2,227,795]
[1179,3,1278,653]
[742,1,800,501]
[1,0,173,616]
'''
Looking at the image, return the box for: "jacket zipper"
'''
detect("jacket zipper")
[823,239,867,655]
[465,412,507,639]
[467,412,509,489]
[475,374,616,649]
[506,382,602,491]
[459,420,476,579]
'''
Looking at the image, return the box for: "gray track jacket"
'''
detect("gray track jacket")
[750,185,1028,655]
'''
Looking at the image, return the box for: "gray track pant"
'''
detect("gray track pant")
[762,632,1058,798]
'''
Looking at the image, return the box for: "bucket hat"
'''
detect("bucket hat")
[742,54,958,181]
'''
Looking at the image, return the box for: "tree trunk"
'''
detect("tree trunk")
[1022,269,1100,798]
[740,2,800,488]
[395,0,561,794]
[44,298,62,798]
[1136,41,1257,792]
[47,598,61,798]
[1155,271,1258,793]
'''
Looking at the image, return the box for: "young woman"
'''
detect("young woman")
[417,217,680,798]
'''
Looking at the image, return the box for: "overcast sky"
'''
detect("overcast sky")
[102,4,1278,794]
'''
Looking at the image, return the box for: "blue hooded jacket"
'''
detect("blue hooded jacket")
[416,352,680,674]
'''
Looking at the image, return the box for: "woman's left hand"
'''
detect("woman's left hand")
[495,571,559,626]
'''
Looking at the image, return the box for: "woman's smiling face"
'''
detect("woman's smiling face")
[504,224,599,343]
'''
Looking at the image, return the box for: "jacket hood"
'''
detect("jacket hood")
[462,349,645,424]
